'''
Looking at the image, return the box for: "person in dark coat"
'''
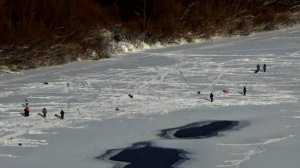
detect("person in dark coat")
[24,106,30,117]
[243,86,247,96]
[23,102,31,117]
[255,64,260,73]
[42,107,47,118]
[60,110,65,119]
[210,93,214,102]
[263,64,266,72]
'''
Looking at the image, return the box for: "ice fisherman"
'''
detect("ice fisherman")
[243,86,247,96]
[255,64,260,73]
[60,110,65,119]
[210,93,214,102]
[263,64,266,72]
[24,103,30,117]
[42,107,47,117]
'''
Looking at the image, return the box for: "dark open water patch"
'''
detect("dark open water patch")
[159,120,243,139]
[97,142,188,168]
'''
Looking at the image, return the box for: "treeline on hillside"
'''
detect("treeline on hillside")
[97,0,299,38]
[0,0,300,69]
[1,0,300,45]
[0,0,104,45]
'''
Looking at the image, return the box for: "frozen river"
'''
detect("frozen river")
[1,25,300,168]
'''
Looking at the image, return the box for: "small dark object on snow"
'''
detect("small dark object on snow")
[115,107,119,111]
[197,91,201,94]
[43,82,48,84]
[18,143,22,146]
[128,94,133,98]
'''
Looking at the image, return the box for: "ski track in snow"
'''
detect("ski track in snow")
[216,134,295,168]
[0,26,300,167]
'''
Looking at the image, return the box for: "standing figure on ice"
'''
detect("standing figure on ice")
[210,93,214,102]
[42,107,47,118]
[263,64,266,72]
[243,86,247,96]
[255,64,260,73]
[60,110,65,119]
[24,103,30,117]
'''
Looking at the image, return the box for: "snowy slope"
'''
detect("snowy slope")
[0,25,300,168]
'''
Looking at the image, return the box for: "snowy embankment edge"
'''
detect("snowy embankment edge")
[0,35,214,75]
[109,35,223,56]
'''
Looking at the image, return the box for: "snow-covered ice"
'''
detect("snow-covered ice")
[1,25,300,168]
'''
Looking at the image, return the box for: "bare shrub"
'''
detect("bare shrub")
[275,13,291,25]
